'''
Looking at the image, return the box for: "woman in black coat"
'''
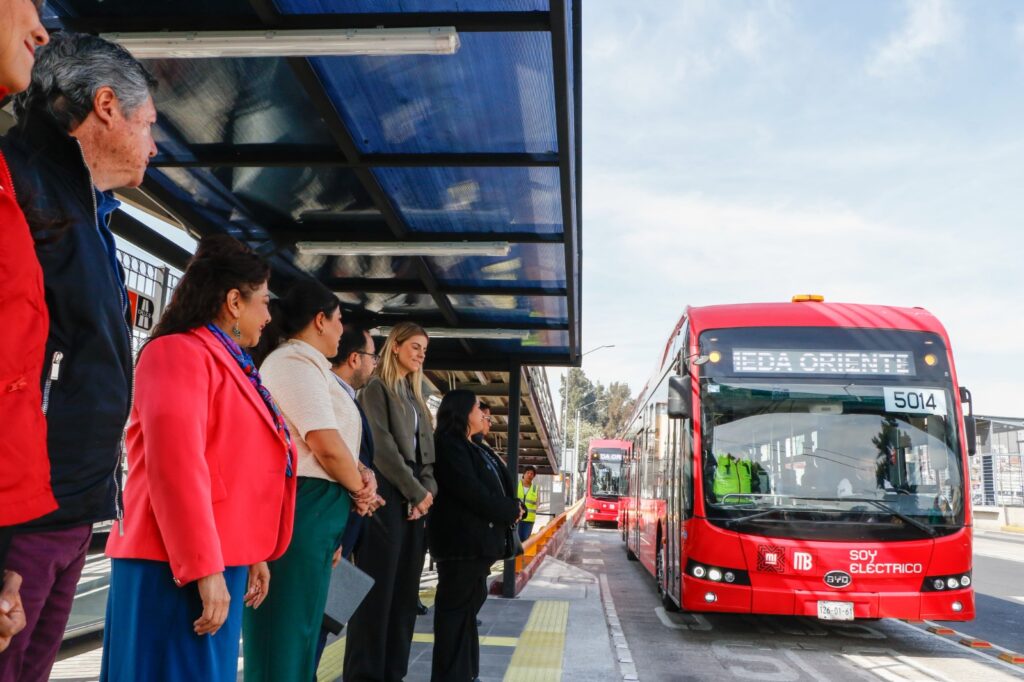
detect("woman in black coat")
[428,390,521,682]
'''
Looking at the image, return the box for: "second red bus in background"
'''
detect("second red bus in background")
[582,439,630,528]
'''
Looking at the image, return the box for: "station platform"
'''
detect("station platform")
[54,513,617,682]
[313,539,616,682]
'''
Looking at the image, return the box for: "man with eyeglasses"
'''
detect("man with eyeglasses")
[312,325,379,678]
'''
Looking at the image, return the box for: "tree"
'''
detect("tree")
[602,381,635,438]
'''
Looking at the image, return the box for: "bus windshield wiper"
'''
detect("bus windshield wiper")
[840,497,937,538]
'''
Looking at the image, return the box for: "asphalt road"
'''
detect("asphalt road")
[562,526,1024,681]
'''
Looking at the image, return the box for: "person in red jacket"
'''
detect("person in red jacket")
[101,236,297,682]
[0,0,53,655]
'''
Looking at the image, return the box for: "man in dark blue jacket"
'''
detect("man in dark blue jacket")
[0,32,156,682]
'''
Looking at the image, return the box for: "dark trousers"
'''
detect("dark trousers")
[430,558,490,682]
[517,520,535,543]
[0,525,91,682]
[343,477,426,682]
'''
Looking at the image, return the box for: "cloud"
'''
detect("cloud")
[867,0,961,76]
[580,173,1024,414]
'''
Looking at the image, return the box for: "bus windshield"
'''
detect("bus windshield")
[700,379,965,539]
[589,452,625,499]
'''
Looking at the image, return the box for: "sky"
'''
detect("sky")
[575,0,1024,418]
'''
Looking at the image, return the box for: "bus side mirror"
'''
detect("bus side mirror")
[667,375,692,419]
[960,386,977,456]
[578,457,586,475]
[964,415,977,456]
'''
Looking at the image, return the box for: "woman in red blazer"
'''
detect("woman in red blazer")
[0,0,53,655]
[101,236,297,682]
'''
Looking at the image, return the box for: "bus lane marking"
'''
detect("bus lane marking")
[654,606,712,631]
[711,640,800,681]
[840,647,958,682]
[892,618,1024,677]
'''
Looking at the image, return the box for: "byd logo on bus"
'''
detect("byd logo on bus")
[824,570,852,589]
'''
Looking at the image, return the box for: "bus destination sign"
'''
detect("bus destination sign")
[732,349,916,376]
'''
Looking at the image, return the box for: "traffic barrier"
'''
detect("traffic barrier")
[491,500,585,597]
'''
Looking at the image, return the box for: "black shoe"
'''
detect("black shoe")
[416,599,429,616]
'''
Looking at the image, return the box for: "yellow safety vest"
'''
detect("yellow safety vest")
[713,454,752,501]
[517,480,538,523]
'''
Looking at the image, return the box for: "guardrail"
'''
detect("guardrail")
[491,499,585,597]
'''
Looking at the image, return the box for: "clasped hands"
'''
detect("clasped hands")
[352,466,385,516]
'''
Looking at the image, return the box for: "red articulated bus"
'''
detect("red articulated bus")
[621,297,977,621]
[583,439,630,528]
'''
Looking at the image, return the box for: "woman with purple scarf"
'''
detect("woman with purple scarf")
[101,235,297,682]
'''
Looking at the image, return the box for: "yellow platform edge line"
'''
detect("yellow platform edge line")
[503,600,569,682]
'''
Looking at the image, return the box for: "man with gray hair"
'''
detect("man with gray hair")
[0,32,156,682]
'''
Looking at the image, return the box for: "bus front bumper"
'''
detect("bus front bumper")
[585,508,618,524]
[681,576,975,621]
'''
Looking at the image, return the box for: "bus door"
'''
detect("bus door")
[664,401,681,603]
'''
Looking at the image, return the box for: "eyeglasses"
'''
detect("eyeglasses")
[356,351,379,364]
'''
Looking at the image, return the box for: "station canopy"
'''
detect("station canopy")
[45,0,582,373]
[36,1,580,473]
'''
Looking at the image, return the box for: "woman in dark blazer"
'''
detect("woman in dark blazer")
[429,390,522,682]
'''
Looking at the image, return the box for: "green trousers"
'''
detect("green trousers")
[243,477,350,682]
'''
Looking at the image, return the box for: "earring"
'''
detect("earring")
[232,324,242,339]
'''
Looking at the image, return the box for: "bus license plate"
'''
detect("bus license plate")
[817,601,854,621]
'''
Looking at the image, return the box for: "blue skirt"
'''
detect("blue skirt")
[100,559,247,682]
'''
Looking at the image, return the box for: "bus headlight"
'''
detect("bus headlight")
[922,571,971,592]
[686,560,750,585]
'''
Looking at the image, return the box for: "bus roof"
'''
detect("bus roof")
[688,301,948,337]
[589,439,631,452]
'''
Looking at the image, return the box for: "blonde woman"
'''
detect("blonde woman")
[343,322,436,682]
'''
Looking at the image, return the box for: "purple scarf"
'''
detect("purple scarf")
[205,324,293,477]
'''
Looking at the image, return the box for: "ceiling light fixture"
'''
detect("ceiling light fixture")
[373,327,530,341]
[101,27,460,59]
[296,241,511,258]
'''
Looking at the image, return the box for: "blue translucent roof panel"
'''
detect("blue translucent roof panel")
[147,58,335,147]
[308,32,556,154]
[275,0,547,12]
[448,294,566,324]
[428,244,565,287]
[374,167,561,234]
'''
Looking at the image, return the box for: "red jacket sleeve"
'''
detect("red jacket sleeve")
[135,336,224,586]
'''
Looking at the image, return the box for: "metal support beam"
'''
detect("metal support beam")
[151,145,559,169]
[550,0,580,363]
[60,11,552,34]
[325,277,566,298]
[502,362,522,599]
[108,210,192,271]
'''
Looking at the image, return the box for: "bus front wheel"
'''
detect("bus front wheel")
[656,543,681,612]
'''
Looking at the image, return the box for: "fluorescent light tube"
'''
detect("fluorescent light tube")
[374,327,530,341]
[296,241,511,258]
[101,27,460,59]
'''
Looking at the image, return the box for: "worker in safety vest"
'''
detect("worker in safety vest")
[517,465,539,542]
[712,453,753,503]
